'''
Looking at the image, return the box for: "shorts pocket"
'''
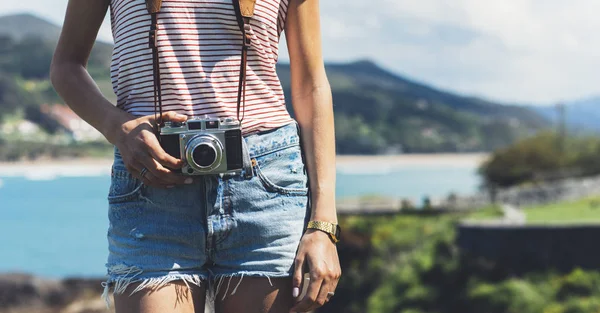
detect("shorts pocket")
[253,145,309,196]
[108,168,143,204]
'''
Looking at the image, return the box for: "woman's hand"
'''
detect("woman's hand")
[290,229,341,313]
[111,111,192,188]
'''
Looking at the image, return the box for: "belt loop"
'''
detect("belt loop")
[242,139,253,179]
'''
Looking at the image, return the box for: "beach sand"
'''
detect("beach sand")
[336,153,489,167]
[0,158,113,178]
[0,153,489,178]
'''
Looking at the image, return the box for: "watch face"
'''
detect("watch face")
[335,225,341,239]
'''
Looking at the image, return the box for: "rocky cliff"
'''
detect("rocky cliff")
[0,274,110,313]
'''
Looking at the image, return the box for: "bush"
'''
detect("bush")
[556,269,600,300]
[561,297,600,313]
[480,132,600,187]
[468,279,547,313]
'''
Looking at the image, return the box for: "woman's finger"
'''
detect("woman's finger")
[147,139,182,170]
[127,158,153,181]
[139,170,170,188]
[143,111,187,132]
[148,157,190,185]
[132,159,175,188]
[134,155,175,187]
[135,127,190,185]
[311,278,335,310]
[135,146,190,186]
[125,159,160,187]
[136,125,183,170]
[290,272,323,312]
[124,158,143,178]
[330,276,340,300]
[160,111,188,123]
[292,257,305,300]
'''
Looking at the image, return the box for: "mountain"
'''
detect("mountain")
[531,98,600,133]
[0,13,113,74]
[279,61,548,153]
[0,13,550,154]
[0,13,62,42]
[0,13,113,92]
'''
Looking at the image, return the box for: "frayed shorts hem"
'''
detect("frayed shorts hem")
[101,267,292,308]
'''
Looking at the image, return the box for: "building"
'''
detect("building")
[40,104,104,142]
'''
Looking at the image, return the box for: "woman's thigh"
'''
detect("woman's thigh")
[214,277,294,313]
[115,281,207,313]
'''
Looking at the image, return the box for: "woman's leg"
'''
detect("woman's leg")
[214,277,294,313]
[114,281,207,313]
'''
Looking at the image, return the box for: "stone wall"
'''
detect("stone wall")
[445,175,600,210]
[457,223,600,271]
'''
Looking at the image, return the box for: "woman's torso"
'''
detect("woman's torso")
[109,0,292,134]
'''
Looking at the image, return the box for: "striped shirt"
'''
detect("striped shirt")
[108,0,293,134]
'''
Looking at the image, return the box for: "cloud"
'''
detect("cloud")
[310,0,600,104]
[3,0,600,103]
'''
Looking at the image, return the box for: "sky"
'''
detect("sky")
[2,0,600,105]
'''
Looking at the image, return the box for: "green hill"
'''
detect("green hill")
[0,13,549,154]
[0,13,62,42]
[279,61,548,153]
[0,13,112,79]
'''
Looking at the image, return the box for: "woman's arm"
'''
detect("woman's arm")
[50,0,126,145]
[50,0,189,188]
[285,0,341,312]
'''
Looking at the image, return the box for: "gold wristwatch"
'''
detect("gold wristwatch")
[306,221,341,244]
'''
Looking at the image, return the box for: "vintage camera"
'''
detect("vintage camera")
[159,117,243,175]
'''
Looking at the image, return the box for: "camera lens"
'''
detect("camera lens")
[192,144,217,168]
[185,135,223,172]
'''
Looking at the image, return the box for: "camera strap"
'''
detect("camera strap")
[146,0,256,131]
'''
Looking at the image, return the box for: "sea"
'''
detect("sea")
[0,159,481,279]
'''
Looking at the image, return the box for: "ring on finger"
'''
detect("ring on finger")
[140,167,149,179]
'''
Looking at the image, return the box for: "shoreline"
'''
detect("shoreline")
[336,153,489,166]
[0,158,113,179]
[0,153,489,178]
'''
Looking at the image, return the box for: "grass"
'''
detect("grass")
[524,196,600,224]
[463,197,600,224]
[465,204,504,221]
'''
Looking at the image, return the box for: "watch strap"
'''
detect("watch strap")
[307,221,340,243]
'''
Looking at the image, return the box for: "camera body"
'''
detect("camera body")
[159,117,243,175]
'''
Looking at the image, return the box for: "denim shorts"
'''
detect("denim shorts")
[102,122,310,302]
